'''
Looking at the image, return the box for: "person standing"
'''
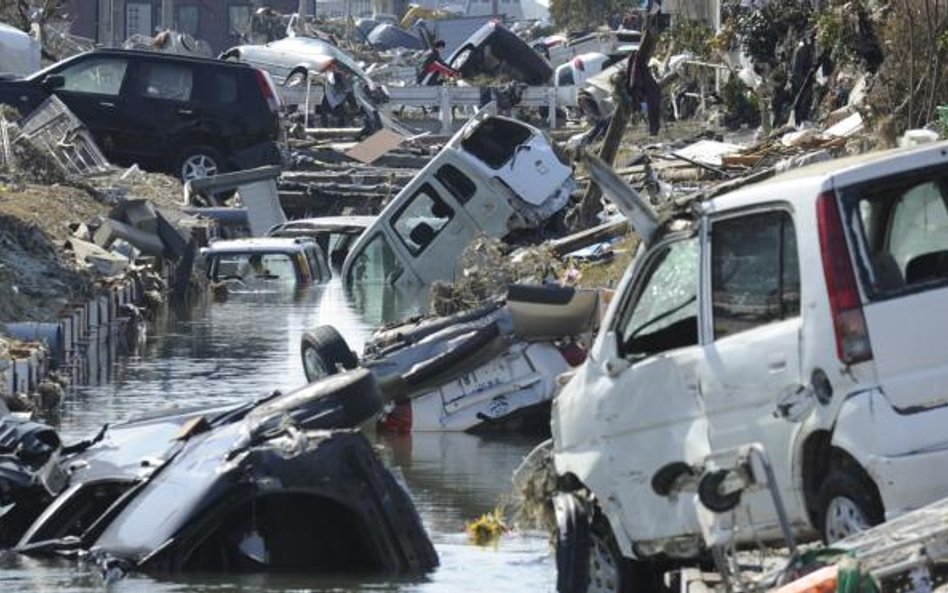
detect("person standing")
[417,40,460,85]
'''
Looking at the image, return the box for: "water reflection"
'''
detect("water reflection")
[8,279,554,592]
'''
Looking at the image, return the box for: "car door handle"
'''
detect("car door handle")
[768,359,787,373]
[176,108,195,116]
[99,101,115,108]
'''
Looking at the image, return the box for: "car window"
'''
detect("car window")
[195,69,238,104]
[888,182,948,275]
[460,117,532,169]
[390,184,454,256]
[436,164,476,204]
[618,237,698,359]
[58,58,128,96]
[137,62,194,101]
[843,173,948,296]
[211,252,297,283]
[556,67,574,86]
[711,211,800,339]
[347,233,402,284]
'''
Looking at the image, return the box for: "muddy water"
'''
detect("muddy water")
[2,280,555,593]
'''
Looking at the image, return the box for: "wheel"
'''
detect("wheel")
[555,496,662,593]
[300,325,358,383]
[176,146,224,182]
[587,519,625,593]
[250,368,382,431]
[818,468,884,543]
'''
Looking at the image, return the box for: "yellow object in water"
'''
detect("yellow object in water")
[466,510,509,547]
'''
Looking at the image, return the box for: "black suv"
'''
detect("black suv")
[0,49,285,181]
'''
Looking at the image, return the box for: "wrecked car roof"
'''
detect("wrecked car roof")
[704,140,948,214]
[268,216,375,234]
[203,237,315,253]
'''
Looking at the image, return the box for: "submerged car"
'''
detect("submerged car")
[300,284,600,432]
[547,144,948,591]
[202,237,331,287]
[2,369,438,576]
[342,112,575,287]
[267,216,374,270]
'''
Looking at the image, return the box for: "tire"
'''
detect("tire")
[249,367,382,431]
[587,518,627,593]
[555,492,591,593]
[300,325,358,383]
[818,467,884,543]
[556,498,662,593]
[176,145,225,183]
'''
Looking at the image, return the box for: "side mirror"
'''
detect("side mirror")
[589,330,629,377]
[42,74,65,91]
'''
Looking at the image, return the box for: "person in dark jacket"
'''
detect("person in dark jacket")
[417,40,460,85]
[626,25,662,135]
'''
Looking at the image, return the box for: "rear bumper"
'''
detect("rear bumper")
[865,446,948,521]
[833,390,948,520]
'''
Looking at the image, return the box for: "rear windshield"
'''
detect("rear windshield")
[461,118,532,169]
[840,166,948,299]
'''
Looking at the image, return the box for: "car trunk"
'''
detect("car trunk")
[838,160,948,411]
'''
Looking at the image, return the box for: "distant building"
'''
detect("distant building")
[67,0,304,53]
[65,0,546,55]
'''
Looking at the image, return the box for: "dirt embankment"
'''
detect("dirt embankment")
[0,171,183,324]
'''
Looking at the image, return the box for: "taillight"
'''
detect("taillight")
[817,191,873,364]
[574,57,585,71]
[254,68,282,113]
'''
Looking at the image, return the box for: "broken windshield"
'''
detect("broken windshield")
[619,237,699,358]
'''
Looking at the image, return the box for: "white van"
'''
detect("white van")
[342,111,574,286]
[554,52,612,109]
[549,144,948,590]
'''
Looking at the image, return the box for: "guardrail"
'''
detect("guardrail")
[279,82,558,135]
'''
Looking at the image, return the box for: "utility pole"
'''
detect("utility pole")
[161,0,174,31]
[491,0,498,18]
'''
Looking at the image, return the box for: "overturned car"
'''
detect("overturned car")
[342,112,575,287]
[0,369,438,577]
[300,284,600,432]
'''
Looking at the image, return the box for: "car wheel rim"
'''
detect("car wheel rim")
[825,496,871,543]
[182,154,218,181]
[302,347,329,382]
[588,532,620,593]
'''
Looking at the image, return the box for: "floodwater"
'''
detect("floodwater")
[0,279,555,592]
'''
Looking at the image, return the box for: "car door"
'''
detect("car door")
[119,59,200,165]
[387,181,476,285]
[586,234,710,542]
[698,208,806,529]
[50,55,131,157]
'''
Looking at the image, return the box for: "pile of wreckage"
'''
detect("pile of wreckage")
[3,2,948,589]
[0,95,216,415]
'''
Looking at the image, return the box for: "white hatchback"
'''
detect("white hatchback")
[550,142,948,591]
